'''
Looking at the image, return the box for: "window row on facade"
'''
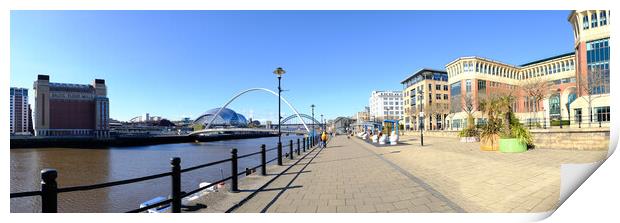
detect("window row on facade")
[582,10,609,30]
[447,56,576,81]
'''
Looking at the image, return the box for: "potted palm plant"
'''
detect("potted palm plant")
[495,94,532,153]
[458,124,479,143]
[479,98,501,151]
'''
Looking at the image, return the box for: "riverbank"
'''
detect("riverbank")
[10,132,280,149]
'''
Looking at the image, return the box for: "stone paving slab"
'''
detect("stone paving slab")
[363,134,607,212]
[232,136,462,213]
[194,134,606,213]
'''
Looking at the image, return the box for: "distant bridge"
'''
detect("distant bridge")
[188,128,307,136]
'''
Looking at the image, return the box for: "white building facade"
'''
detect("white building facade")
[368,90,404,122]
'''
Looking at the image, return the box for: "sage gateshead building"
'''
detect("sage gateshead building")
[442,10,609,129]
[33,75,110,137]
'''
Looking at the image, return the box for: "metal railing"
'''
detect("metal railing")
[519,116,610,130]
[10,135,321,213]
[441,115,610,131]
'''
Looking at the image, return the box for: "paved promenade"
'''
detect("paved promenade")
[198,134,605,213]
[232,135,463,213]
[371,135,606,212]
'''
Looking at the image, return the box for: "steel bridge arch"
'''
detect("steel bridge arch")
[281,114,321,125]
[193,88,311,133]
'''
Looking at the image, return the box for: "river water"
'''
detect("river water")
[10,135,304,213]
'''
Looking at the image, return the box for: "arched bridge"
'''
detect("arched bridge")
[188,128,307,136]
[189,88,314,136]
[281,114,321,125]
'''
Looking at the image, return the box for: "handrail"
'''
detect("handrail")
[9,136,318,213]
[10,190,42,198]
[126,197,173,213]
[180,176,232,199]
[57,171,172,193]
[180,158,233,173]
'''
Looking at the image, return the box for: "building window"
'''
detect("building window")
[586,38,610,95]
[591,13,598,28]
[574,108,582,123]
[600,11,607,26]
[583,15,589,30]
[549,94,561,119]
[444,94,448,100]
[428,84,432,91]
[450,82,461,113]
[436,94,441,100]
[443,85,448,91]
[595,106,610,122]
[436,84,441,90]
[466,79,472,93]
[477,80,486,93]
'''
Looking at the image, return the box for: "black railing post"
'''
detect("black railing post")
[277,142,283,166]
[260,144,267,176]
[302,137,306,152]
[41,169,58,213]
[231,148,238,192]
[599,119,602,128]
[560,118,563,129]
[579,119,582,128]
[297,138,301,155]
[171,157,181,213]
[289,140,293,159]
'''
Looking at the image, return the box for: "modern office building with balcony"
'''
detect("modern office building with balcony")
[10,87,30,135]
[568,10,610,126]
[445,53,578,129]
[33,75,110,137]
[401,69,450,130]
[443,10,609,129]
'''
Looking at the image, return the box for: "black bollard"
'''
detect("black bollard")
[231,148,238,192]
[171,157,181,213]
[41,169,58,213]
[260,144,267,176]
[289,140,293,159]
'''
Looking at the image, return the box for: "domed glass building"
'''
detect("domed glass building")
[194,108,248,128]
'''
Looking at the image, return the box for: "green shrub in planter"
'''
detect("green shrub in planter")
[499,138,527,153]
[550,120,570,126]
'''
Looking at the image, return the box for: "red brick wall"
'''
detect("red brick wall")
[575,42,588,96]
[49,100,95,129]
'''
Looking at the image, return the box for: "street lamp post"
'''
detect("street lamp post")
[274,67,286,166]
[418,90,424,146]
[311,104,316,140]
[321,114,324,131]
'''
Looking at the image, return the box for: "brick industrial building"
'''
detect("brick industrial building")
[33,75,110,138]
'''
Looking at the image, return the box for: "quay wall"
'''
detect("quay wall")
[10,132,279,149]
[402,128,610,151]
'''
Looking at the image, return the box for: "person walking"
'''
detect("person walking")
[321,131,328,148]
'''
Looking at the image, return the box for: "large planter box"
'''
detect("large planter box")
[499,138,527,153]
[460,137,479,143]
[480,134,499,151]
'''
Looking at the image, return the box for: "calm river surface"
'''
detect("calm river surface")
[10,135,304,213]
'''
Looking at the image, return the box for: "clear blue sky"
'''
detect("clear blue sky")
[10,10,575,122]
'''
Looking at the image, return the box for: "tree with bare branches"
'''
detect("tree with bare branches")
[462,93,476,129]
[520,78,551,125]
[578,67,609,127]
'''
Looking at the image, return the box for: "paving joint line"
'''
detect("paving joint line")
[225,143,324,213]
[352,138,467,213]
